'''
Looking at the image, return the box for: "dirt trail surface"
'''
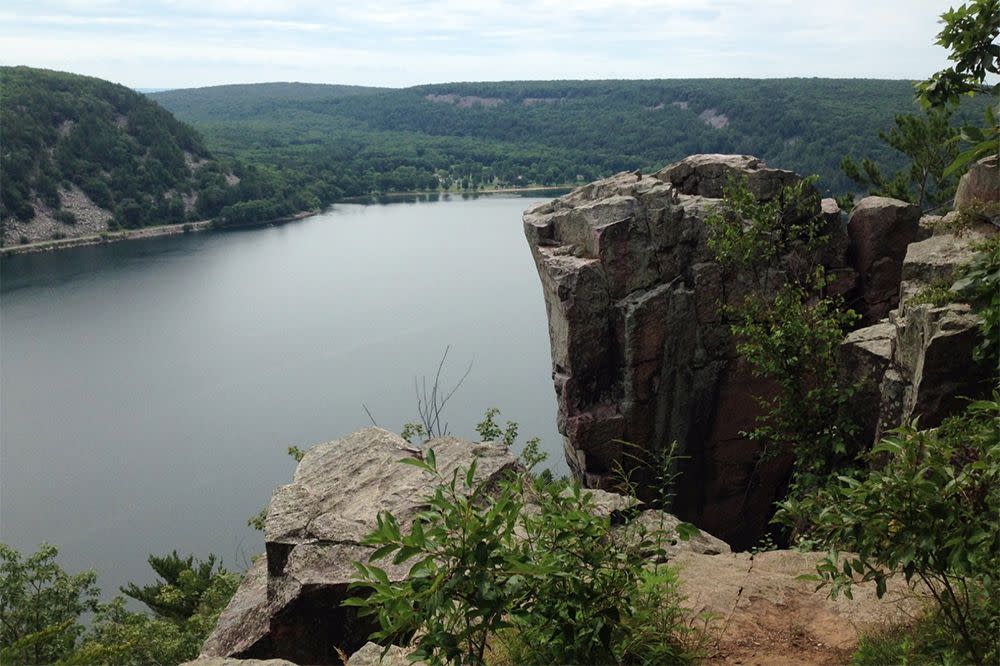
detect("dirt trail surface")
[675,550,924,665]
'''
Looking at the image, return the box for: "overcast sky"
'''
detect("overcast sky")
[1,1,958,89]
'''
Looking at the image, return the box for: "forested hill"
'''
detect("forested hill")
[151,78,979,199]
[0,67,316,246]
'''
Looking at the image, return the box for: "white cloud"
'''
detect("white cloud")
[0,0,957,87]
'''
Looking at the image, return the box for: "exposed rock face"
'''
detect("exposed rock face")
[839,229,995,446]
[204,428,723,664]
[522,155,850,548]
[954,156,1000,209]
[837,322,895,452]
[201,428,520,664]
[847,196,921,324]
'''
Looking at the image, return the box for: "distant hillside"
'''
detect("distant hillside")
[0,67,316,246]
[151,78,984,199]
[150,82,383,121]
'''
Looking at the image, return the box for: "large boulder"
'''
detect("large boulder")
[847,196,921,323]
[954,156,1000,209]
[202,428,726,664]
[523,155,849,548]
[882,301,989,435]
[201,428,520,664]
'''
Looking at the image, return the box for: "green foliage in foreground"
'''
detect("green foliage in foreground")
[0,543,100,665]
[952,234,1000,367]
[346,441,701,665]
[784,398,1000,664]
[0,543,237,665]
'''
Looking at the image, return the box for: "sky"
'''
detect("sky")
[0,1,960,89]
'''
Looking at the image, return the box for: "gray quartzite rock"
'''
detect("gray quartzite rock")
[347,642,422,666]
[838,322,896,452]
[898,232,985,305]
[954,156,999,209]
[523,155,848,548]
[844,228,997,447]
[202,428,519,665]
[181,658,298,666]
[887,302,989,432]
[847,196,921,323]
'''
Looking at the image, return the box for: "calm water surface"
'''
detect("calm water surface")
[1,195,564,595]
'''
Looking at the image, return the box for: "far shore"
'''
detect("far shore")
[0,186,575,257]
[0,211,318,257]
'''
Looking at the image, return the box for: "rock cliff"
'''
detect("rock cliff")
[523,154,995,550]
[522,155,851,548]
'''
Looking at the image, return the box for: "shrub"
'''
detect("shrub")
[952,234,1000,367]
[907,282,959,307]
[54,209,77,225]
[346,445,700,665]
[789,398,1000,664]
[706,176,859,509]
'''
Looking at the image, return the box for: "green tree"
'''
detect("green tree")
[917,0,1000,177]
[0,543,100,665]
[705,176,858,506]
[121,551,226,622]
[840,108,960,210]
[786,398,1000,665]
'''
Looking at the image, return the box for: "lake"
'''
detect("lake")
[0,195,565,596]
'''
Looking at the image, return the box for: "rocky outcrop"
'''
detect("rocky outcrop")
[203,428,725,665]
[523,155,851,548]
[847,196,921,324]
[201,428,519,664]
[954,156,1000,209]
[837,323,895,452]
[839,229,995,446]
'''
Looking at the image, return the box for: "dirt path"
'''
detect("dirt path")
[674,550,924,665]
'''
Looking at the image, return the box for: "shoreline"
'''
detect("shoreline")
[0,210,318,258]
[0,186,573,258]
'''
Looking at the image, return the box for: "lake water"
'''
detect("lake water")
[0,195,565,596]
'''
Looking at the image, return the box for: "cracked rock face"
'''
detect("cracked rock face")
[201,428,519,664]
[840,228,996,447]
[522,154,850,548]
[847,196,921,324]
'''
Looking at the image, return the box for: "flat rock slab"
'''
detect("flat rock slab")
[203,428,521,664]
[676,549,923,665]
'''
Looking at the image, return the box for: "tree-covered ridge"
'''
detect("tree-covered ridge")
[152,78,987,199]
[0,67,321,243]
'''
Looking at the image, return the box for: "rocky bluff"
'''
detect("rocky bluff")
[522,154,994,549]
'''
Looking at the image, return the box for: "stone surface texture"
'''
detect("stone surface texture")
[954,156,1000,209]
[523,154,850,548]
[201,428,519,664]
[847,196,921,324]
[202,428,725,664]
[840,228,996,446]
[346,642,422,666]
